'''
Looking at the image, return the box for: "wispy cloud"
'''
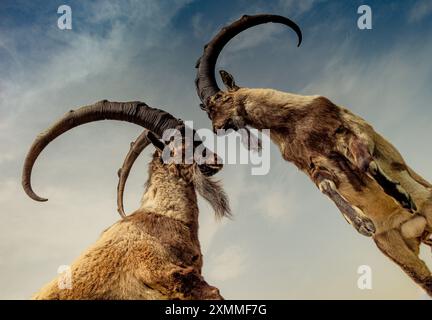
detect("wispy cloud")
[258,191,295,221]
[408,0,432,23]
[2,0,432,300]
[0,152,14,166]
[207,245,247,282]
[0,0,195,299]
[191,13,214,40]
[277,0,323,16]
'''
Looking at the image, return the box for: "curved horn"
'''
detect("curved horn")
[195,14,302,111]
[116,126,224,218]
[116,130,151,218]
[22,100,181,202]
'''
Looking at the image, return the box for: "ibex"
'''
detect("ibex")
[22,100,230,299]
[195,14,432,295]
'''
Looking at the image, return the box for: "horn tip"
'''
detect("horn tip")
[24,188,48,202]
[117,208,126,218]
[34,196,48,202]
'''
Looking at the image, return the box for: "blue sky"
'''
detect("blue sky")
[1,0,432,299]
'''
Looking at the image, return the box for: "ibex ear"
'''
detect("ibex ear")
[219,70,239,92]
[146,131,166,152]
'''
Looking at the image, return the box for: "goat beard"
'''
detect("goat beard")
[192,165,231,220]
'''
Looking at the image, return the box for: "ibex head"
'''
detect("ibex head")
[195,14,302,132]
[22,100,229,218]
[116,126,230,219]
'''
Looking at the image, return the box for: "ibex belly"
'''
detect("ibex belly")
[336,173,420,234]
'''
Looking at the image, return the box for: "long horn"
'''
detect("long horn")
[116,130,151,218]
[22,100,181,202]
[195,14,302,111]
[117,125,224,218]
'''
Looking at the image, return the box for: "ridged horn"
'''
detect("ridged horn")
[116,130,151,218]
[195,14,302,113]
[22,100,181,202]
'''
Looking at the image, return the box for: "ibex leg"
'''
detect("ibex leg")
[349,138,417,213]
[316,177,375,237]
[374,229,432,296]
[168,266,223,300]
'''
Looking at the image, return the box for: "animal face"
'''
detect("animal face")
[149,145,231,220]
[207,92,238,132]
[151,129,223,178]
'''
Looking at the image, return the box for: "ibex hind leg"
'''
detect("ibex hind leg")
[374,229,432,296]
[420,196,432,232]
[418,196,432,249]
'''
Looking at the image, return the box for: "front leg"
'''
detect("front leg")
[318,179,376,237]
[311,166,375,236]
[137,262,222,300]
[168,266,223,300]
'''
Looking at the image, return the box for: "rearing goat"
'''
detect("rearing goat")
[194,14,432,295]
[22,100,229,299]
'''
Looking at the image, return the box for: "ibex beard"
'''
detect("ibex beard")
[23,100,229,300]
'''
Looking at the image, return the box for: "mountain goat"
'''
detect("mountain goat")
[194,14,432,295]
[22,100,230,299]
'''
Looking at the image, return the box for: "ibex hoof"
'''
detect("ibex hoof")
[352,207,376,237]
[318,179,376,237]
[355,217,376,237]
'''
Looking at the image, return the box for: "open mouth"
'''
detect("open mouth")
[198,164,223,176]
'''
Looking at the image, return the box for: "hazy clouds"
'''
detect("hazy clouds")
[1,0,432,299]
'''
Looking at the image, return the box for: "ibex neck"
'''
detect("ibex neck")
[239,88,319,129]
[140,170,199,226]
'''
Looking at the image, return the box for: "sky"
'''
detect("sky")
[1,0,432,299]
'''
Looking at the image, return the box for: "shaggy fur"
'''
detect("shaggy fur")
[207,78,432,295]
[194,13,432,295]
[192,166,231,220]
[33,152,227,300]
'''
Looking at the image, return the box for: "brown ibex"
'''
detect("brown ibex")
[195,14,432,295]
[22,100,230,299]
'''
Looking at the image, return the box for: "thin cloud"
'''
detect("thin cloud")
[408,0,432,23]
[207,245,247,282]
[277,0,323,16]
[1,0,432,300]
[258,191,295,221]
